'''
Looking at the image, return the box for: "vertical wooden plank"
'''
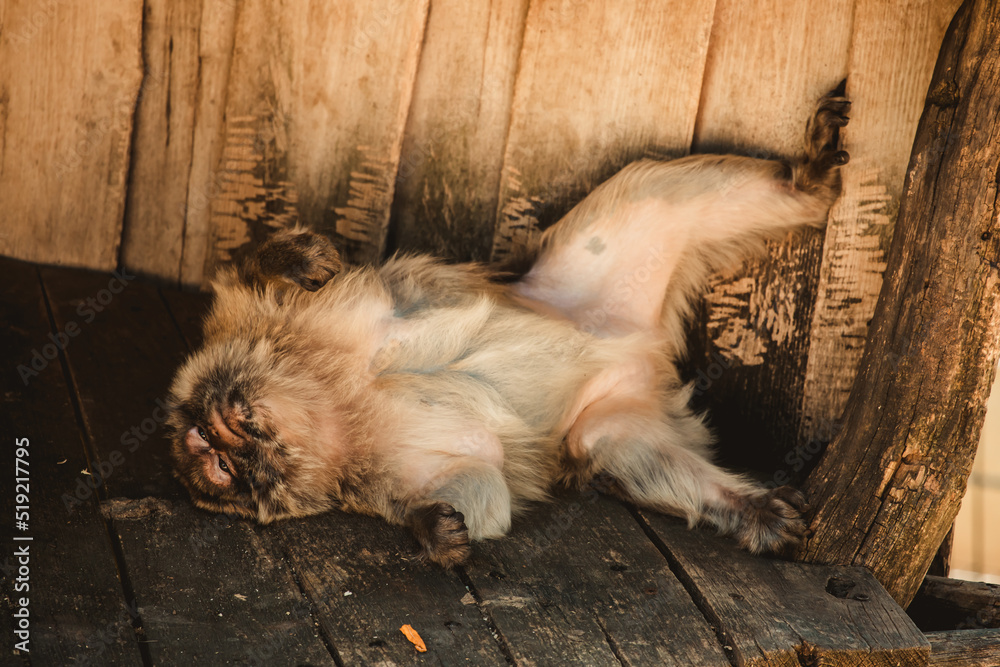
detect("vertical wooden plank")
[179,0,238,287]
[121,0,203,283]
[204,0,430,278]
[0,1,143,270]
[121,0,239,287]
[389,0,529,262]
[796,0,962,445]
[685,0,853,474]
[490,0,718,263]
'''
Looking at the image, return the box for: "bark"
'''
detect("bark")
[795,0,1000,606]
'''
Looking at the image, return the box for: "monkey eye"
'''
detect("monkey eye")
[197,426,209,442]
[218,458,233,475]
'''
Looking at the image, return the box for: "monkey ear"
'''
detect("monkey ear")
[242,227,343,292]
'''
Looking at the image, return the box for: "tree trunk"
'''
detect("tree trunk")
[795,0,1000,606]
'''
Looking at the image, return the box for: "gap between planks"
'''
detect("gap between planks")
[36,266,154,666]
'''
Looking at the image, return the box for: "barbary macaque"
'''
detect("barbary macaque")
[168,84,850,567]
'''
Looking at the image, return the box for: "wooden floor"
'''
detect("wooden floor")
[1,257,934,666]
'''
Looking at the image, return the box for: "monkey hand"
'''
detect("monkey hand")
[409,502,473,569]
[253,227,343,292]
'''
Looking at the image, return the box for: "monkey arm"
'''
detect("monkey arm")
[401,458,512,568]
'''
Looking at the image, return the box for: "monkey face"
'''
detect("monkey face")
[167,343,293,523]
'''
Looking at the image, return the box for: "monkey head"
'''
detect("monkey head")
[166,338,339,523]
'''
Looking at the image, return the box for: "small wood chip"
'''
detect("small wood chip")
[400,624,427,652]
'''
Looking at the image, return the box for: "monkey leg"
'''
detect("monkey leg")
[238,227,342,292]
[567,396,806,554]
[515,83,850,345]
[405,459,512,568]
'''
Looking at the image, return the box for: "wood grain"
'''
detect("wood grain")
[389,0,529,262]
[0,258,144,665]
[120,0,203,283]
[0,1,143,270]
[686,0,853,475]
[204,0,429,278]
[466,493,731,665]
[41,266,191,500]
[105,498,333,665]
[121,0,238,287]
[927,629,1000,667]
[641,512,930,667]
[798,0,1000,606]
[797,0,962,446]
[909,575,1000,632]
[263,510,506,665]
[489,0,717,264]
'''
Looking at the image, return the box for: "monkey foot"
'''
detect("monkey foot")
[799,83,851,193]
[733,486,809,554]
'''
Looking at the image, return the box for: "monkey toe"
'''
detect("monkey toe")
[770,485,809,513]
[735,487,808,554]
[410,502,472,569]
[806,91,851,160]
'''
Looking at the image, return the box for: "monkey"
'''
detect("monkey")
[167,84,850,568]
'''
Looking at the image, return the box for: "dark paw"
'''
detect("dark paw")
[409,502,472,569]
[807,86,851,160]
[258,229,342,291]
[734,486,808,554]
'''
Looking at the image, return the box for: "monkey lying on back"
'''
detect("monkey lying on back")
[168,85,849,567]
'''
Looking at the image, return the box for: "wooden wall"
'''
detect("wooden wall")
[0,0,960,470]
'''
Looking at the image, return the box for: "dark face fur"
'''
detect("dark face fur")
[167,345,291,522]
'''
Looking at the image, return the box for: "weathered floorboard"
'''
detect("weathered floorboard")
[261,511,506,665]
[390,0,529,262]
[40,266,190,499]
[641,511,931,667]
[1,258,144,665]
[490,0,716,264]
[160,286,212,351]
[104,498,333,665]
[465,493,731,666]
[0,2,143,271]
